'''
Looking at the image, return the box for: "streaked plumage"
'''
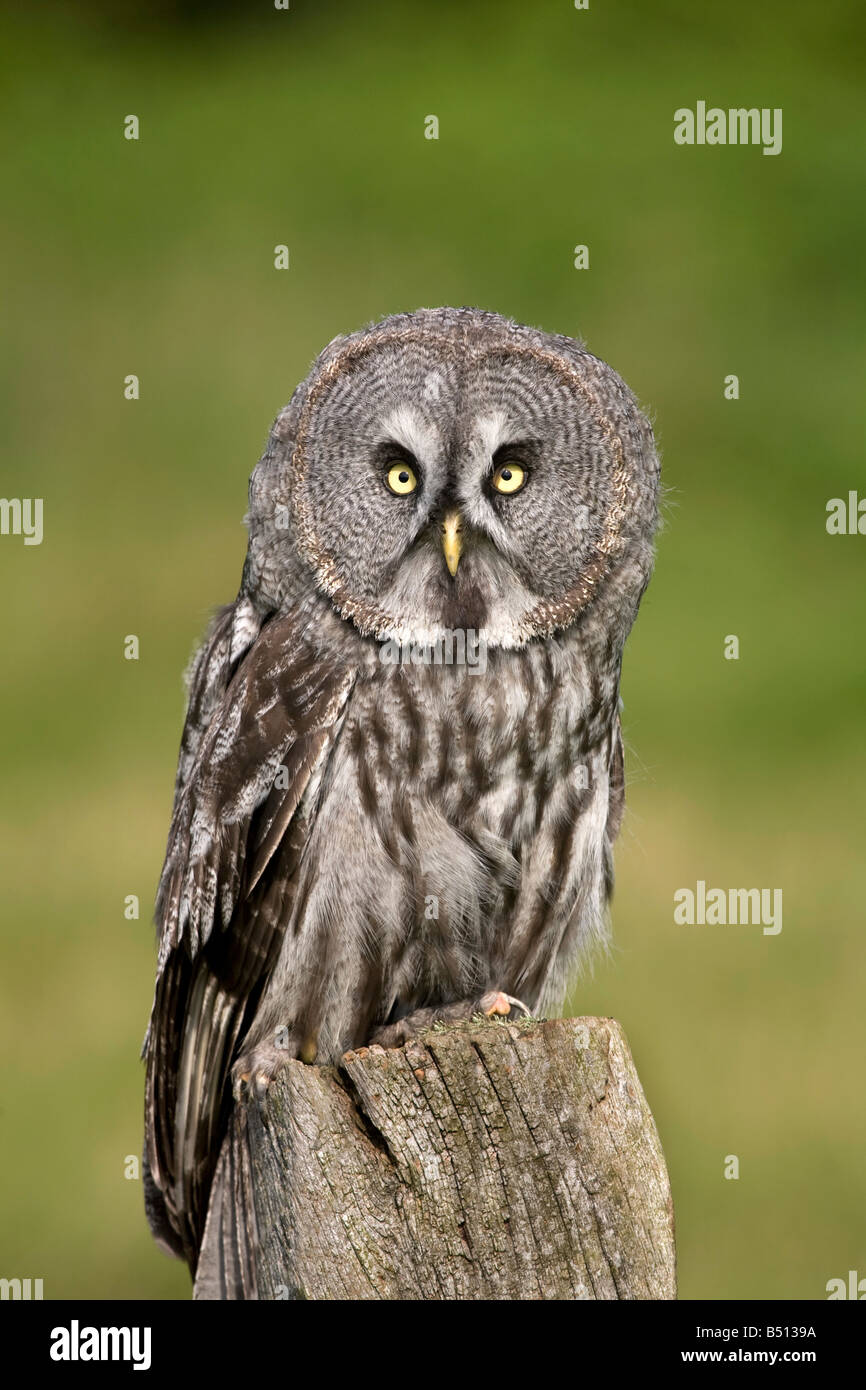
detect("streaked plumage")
[143,307,660,1296]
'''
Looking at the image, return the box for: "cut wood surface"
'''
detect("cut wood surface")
[201,1015,676,1300]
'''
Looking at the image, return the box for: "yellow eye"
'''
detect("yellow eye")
[386,462,418,495]
[491,463,526,495]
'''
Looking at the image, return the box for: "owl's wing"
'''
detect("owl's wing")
[143,604,354,1271]
[602,712,626,897]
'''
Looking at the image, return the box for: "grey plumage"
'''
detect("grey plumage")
[143,307,661,1293]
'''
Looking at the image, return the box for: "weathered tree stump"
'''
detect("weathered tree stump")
[197,1016,675,1300]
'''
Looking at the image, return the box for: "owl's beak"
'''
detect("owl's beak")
[441,511,463,576]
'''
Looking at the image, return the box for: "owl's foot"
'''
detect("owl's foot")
[478,990,531,1020]
[367,990,530,1049]
[232,1028,316,1103]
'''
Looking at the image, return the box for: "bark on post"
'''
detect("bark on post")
[200,1016,676,1300]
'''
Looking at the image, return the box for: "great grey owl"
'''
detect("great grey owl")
[143,306,660,1296]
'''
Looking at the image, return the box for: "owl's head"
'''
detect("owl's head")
[246,308,660,651]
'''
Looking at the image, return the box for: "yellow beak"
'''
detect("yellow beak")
[441,511,463,576]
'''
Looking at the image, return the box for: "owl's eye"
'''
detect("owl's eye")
[386,462,418,495]
[491,462,526,495]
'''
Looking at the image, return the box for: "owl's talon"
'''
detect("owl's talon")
[367,989,533,1049]
[479,990,531,1019]
[231,1040,295,1103]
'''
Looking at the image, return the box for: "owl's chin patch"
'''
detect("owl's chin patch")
[417,552,489,632]
[440,579,487,633]
[352,555,491,647]
[332,547,546,653]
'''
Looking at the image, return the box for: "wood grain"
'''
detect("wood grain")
[196,1016,675,1300]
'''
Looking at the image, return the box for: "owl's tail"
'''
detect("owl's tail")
[193,1106,259,1300]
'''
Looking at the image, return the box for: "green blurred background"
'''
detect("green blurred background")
[1,0,863,1300]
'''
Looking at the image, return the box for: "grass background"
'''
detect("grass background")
[0,0,863,1299]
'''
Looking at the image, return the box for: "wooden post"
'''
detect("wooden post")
[196,1016,676,1300]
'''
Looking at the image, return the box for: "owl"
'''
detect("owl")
[143,307,660,1296]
